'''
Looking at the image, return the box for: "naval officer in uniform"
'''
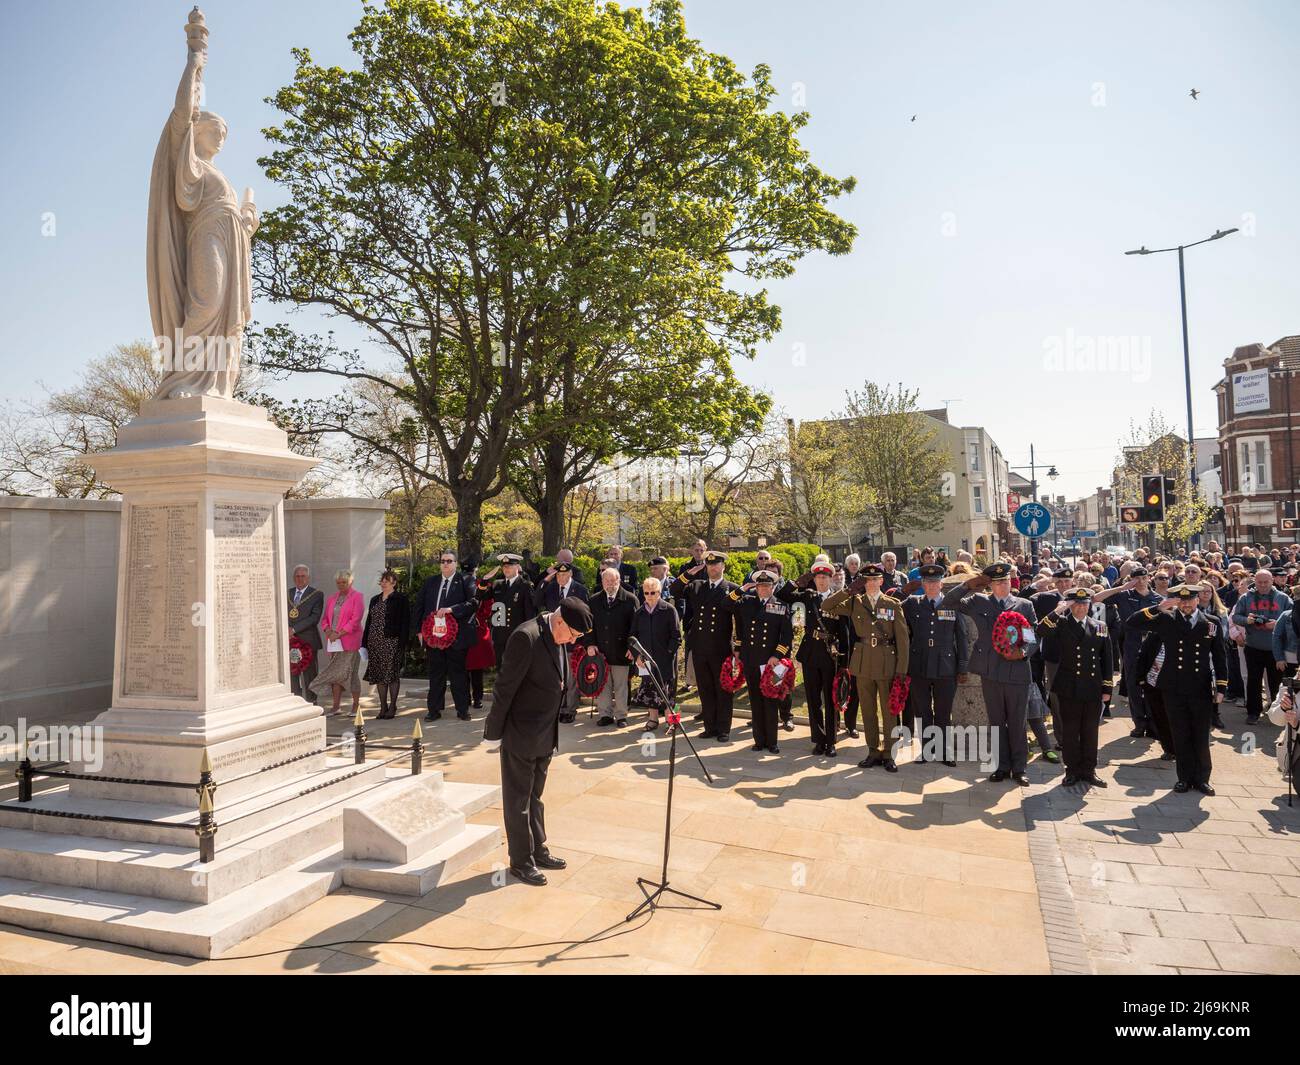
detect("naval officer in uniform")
[672,551,740,743]
[1126,583,1227,795]
[1037,587,1113,787]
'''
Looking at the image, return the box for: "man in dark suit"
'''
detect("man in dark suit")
[671,551,739,742]
[943,561,1039,786]
[288,564,324,704]
[1037,587,1114,787]
[606,545,641,597]
[476,553,536,664]
[726,571,793,754]
[416,549,480,722]
[483,597,593,886]
[533,560,588,721]
[585,564,638,726]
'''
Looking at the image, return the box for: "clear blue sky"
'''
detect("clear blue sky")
[2,0,1296,500]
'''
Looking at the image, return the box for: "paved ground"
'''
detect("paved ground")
[1034,706,1300,974]
[0,688,1294,974]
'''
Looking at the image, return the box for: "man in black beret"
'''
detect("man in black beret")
[483,596,592,886]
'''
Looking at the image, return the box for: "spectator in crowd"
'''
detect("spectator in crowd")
[311,569,366,717]
[630,576,681,731]
[362,569,410,719]
[288,563,323,703]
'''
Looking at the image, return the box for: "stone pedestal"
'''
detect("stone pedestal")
[84,396,322,791]
[0,396,502,958]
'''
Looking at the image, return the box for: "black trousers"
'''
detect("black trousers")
[1057,696,1101,776]
[491,629,510,666]
[427,646,470,716]
[499,747,551,868]
[744,665,779,747]
[693,648,734,735]
[469,669,484,705]
[804,658,837,747]
[981,678,1029,775]
[909,676,956,758]
[1244,646,1283,720]
[1164,690,1214,786]
[1141,683,1175,756]
[1122,653,1152,728]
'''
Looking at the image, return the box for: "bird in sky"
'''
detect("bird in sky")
[910,114,916,122]
[1189,88,1200,100]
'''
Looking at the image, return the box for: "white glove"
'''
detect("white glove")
[481,737,502,752]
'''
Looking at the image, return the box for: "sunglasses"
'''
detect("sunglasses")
[440,559,455,565]
[645,591,660,597]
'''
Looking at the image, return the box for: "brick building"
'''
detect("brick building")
[1213,335,1300,547]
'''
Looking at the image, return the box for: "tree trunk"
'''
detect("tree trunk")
[454,491,485,566]
[534,439,569,554]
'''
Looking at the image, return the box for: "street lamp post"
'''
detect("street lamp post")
[1125,227,1238,548]
[1010,444,1058,561]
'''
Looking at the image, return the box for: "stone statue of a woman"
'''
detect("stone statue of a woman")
[147,7,259,400]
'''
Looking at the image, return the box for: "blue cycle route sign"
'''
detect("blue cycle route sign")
[1013,502,1052,538]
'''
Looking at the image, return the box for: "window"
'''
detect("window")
[973,486,984,514]
[969,441,980,472]
[1238,436,1271,493]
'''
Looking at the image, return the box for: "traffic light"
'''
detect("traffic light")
[1163,476,1177,510]
[1140,474,1166,523]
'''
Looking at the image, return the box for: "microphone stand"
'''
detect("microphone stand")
[625,636,722,921]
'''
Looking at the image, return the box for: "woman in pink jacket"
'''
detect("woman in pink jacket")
[310,570,367,716]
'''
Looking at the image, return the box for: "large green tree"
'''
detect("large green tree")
[838,383,951,547]
[251,0,855,559]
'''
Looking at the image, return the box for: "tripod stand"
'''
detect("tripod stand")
[625,638,722,921]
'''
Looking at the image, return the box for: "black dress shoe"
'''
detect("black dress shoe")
[1194,782,1216,796]
[942,759,957,768]
[1063,774,1079,786]
[847,729,860,738]
[883,758,898,773]
[615,718,627,728]
[1160,750,1177,761]
[597,715,615,726]
[767,745,780,754]
[826,746,837,757]
[457,712,471,721]
[1173,781,1190,793]
[781,719,795,732]
[989,770,1007,783]
[559,712,576,723]
[533,851,567,870]
[472,701,483,710]
[752,743,764,752]
[1012,772,1030,787]
[1128,728,1146,738]
[717,733,730,743]
[424,711,442,722]
[510,865,547,887]
[813,743,826,756]
[693,712,704,721]
[858,753,882,769]
[1084,775,1107,788]
[701,730,717,739]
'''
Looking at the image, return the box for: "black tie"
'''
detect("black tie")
[435,579,446,612]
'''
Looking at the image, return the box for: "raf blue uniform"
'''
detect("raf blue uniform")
[902,568,969,763]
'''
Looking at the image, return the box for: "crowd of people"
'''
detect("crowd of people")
[284,538,1300,799]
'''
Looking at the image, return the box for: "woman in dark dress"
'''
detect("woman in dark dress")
[629,576,682,730]
[363,570,410,719]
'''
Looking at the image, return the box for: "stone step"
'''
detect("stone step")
[0,817,503,958]
[0,846,344,959]
[0,769,490,906]
[0,757,397,848]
